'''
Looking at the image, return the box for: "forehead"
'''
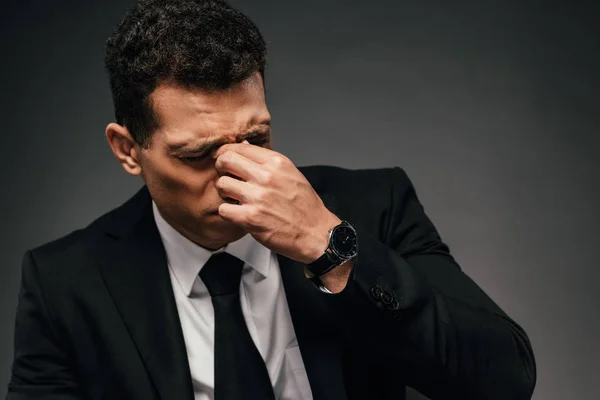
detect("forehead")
[149,73,270,145]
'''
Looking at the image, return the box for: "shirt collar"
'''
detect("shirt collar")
[152,200,271,296]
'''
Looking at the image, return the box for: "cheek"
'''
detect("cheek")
[147,158,218,203]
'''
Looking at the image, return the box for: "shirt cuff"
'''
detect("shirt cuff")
[318,284,333,294]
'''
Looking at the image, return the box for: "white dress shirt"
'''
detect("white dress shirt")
[152,201,313,400]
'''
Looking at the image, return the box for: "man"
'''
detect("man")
[6,0,536,399]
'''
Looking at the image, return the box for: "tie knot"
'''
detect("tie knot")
[199,252,244,297]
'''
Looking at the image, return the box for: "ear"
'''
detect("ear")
[105,122,143,176]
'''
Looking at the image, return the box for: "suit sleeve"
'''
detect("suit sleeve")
[6,251,88,400]
[332,167,537,400]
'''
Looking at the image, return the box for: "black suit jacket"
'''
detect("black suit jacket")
[6,165,536,400]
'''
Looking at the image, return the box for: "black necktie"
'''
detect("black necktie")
[199,252,276,400]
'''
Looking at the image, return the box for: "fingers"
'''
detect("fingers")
[215,175,252,204]
[214,141,273,165]
[215,150,260,182]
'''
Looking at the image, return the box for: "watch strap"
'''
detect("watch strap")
[305,249,343,277]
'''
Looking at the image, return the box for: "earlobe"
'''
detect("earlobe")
[105,122,143,176]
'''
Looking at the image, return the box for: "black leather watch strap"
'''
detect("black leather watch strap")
[305,249,343,277]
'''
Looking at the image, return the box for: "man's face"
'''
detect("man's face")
[137,72,272,249]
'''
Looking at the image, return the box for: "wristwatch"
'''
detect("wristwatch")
[305,220,358,277]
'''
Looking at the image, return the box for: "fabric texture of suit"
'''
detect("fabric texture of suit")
[6,165,537,400]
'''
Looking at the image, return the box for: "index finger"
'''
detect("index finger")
[214,141,274,164]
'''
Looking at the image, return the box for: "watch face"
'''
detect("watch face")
[332,225,357,257]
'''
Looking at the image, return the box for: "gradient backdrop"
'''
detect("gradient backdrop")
[1,0,598,399]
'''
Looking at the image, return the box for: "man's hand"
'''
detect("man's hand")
[213,141,341,264]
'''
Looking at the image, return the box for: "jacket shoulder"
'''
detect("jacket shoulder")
[298,164,402,193]
[27,186,147,262]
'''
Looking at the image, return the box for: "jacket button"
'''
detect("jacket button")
[370,285,383,300]
[388,299,400,310]
[380,290,393,305]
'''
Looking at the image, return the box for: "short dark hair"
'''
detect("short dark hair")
[104,0,267,148]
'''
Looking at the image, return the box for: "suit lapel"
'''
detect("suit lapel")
[98,187,194,400]
[278,192,349,400]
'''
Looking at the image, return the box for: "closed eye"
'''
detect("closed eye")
[180,155,208,162]
[179,137,270,163]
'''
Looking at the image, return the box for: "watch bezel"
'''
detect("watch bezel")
[329,221,358,260]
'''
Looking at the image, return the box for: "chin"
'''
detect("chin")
[208,215,247,241]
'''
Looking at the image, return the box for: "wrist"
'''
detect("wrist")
[305,216,358,281]
[305,212,342,263]
[319,259,354,293]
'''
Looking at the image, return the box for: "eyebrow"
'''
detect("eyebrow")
[168,129,271,156]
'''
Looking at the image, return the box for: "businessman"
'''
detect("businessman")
[6,0,536,399]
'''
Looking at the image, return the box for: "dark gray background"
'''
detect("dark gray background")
[1,0,598,399]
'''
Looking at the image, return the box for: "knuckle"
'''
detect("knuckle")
[246,206,262,226]
[271,155,287,167]
[261,171,274,184]
[254,189,268,203]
